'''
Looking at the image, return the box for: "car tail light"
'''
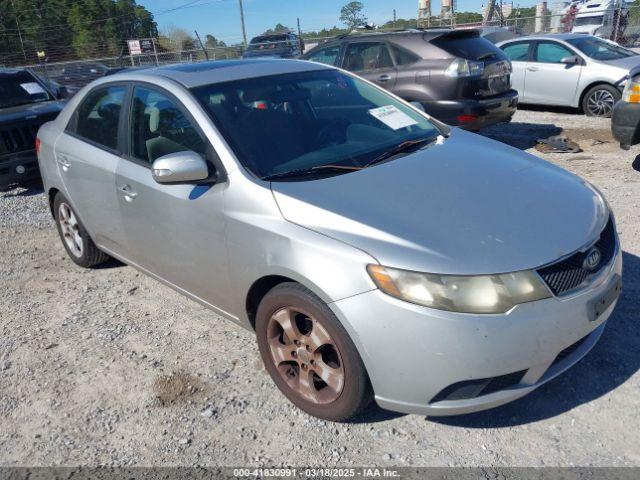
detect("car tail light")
[444,58,485,78]
[622,79,640,103]
[35,137,41,155]
[457,114,477,124]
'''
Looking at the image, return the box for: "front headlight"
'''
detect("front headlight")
[622,77,640,103]
[367,265,551,314]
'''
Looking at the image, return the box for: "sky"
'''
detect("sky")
[139,0,538,45]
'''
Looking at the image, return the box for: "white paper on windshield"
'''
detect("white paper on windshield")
[20,82,46,95]
[368,105,418,130]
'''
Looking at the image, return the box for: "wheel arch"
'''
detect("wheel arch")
[48,187,60,218]
[578,81,619,111]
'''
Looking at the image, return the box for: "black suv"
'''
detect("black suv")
[243,32,304,59]
[0,68,66,188]
[302,29,518,130]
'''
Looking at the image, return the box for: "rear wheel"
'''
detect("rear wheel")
[582,84,620,117]
[256,282,372,421]
[54,193,109,268]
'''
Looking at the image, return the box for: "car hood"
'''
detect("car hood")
[271,129,608,275]
[0,100,65,125]
[601,55,640,72]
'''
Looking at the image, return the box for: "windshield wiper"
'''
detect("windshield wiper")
[362,136,440,169]
[262,164,361,181]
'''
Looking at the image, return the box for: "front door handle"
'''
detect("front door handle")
[378,74,391,82]
[526,66,539,72]
[118,184,138,201]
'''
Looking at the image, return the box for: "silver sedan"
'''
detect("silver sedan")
[36,59,621,421]
[497,33,640,117]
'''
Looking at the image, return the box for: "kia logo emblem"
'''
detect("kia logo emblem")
[583,247,602,271]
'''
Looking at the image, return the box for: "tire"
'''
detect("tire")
[256,282,372,421]
[582,84,621,118]
[53,192,110,268]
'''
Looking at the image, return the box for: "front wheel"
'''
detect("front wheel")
[582,84,621,117]
[255,283,372,421]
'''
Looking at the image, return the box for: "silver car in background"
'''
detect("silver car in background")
[36,59,622,421]
[497,33,640,117]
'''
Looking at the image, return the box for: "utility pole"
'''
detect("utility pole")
[194,30,209,60]
[238,0,248,48]
[393,9,397,28]
[10,0,27,61]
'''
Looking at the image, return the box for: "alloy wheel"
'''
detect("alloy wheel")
[266,306,345,404]
[58,202,83,258]
[587,89,615,117]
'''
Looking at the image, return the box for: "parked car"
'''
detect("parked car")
[0,68,66,189]
[37,60,621,421]
[243,32,304,59]
[612,66,640,148]
[497,33,640,117]
[54,61,110,89]
[302,29,518,130]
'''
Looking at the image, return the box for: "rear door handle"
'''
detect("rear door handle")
[378,74,391,82]
[526,66,539,72]
[118,184,138,201]
[56,155,71,169]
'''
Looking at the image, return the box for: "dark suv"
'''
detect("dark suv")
[243,32,304,59]
[302,29,518,130]
[1,68,66,188]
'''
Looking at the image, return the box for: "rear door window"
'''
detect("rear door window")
[343,42,393,72]
[70,85,125,151]
[535,42,575,63]
[501,42,532,61]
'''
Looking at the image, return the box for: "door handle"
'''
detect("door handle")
[526,66,539,72]
[56,155,71,169]
[378,74,391,82]
[118,184,138,200]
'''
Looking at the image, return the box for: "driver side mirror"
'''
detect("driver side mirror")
[561,55,580,65]
[57,86,70,99]
[152,151,210,184]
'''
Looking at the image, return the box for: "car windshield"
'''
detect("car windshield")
[573,15,604,27]
[0,70,52,108]
[192,69,442,180]
[567,36,636,60]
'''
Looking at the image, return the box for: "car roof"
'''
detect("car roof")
[109,58,331,88]
[499,32,588,43]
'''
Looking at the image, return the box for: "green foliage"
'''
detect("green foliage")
[204,34,226,49]
[0,0,157,65]
[263,23,291,35]
[339,1,367,29]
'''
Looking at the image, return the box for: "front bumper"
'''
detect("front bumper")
[330,248,622,416]
[0,150,41,189]
[422,89,519,131]
[611,101,640,149]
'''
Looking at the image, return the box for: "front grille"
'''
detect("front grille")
[1,121,46,157]
[430,370,527,403]
[537,217,616,296]
[551,334,589,368]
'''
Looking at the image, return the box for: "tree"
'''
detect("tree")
[264,23,291,35]
[339,1,367,29]
[205,34,226,48]
[157,25,196,51]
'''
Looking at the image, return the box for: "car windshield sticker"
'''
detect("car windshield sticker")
[20,82,46,95]
[368,105,418,130]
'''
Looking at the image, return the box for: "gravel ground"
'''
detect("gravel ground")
[1,107,639,467]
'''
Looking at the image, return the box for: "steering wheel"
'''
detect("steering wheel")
[316,118,348,147]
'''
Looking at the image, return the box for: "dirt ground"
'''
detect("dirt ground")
[1,107,639,467]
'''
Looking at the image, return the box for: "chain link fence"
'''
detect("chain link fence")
[8,6,640,96]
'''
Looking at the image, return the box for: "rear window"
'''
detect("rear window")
[431,33,504,61]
